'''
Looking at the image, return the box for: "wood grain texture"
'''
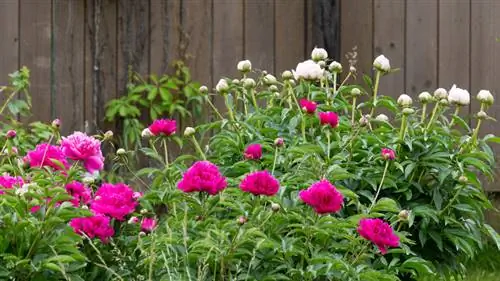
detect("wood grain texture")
[245,0,274,74]
[312,0,340,61]
[53,0,85,135]
[405,0,438,96]
[150,0,180,75]
[275,0,306,73]
[374,0,404,98]
[0,1,19,89]
[19,1,52,123]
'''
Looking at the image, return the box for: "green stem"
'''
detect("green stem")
[243,89,249,116]
[367,161,390,213]
[399,114,407,141]
[420,103,427,123]
[271,147,279,176]
[224,94,235,122]
[191,136,206,160]
[325,75,330,106]
[326,130,331,160]
[471,103,486,147]
[449,106,460,128]
[351,242,370,265]
[0,89,18,116]
[440,185,465,215]
[369,70,382,117]
[162,138,169,168]
[425,103,441,131]
[206,96,224,121]
[333,72,338,98]
[250,88,258,111]
[290,86,307,141]
[351,97,357,125]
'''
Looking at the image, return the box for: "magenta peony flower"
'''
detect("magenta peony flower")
[244,144,263,160]
[299,179,344,214]
[381,148,396,160]
[357,218,400,255]
[299,99,317,114]
[25,143,69,170]
[141,217,157,232]
[0,174,23,194]
[6,130,16,139]
[65,181,92,207]
[319,112,339,128]
[240,171,280,196]
[177,161,227,195]
[30,205,41,213]
[148,119,177,136]
[69,215,115,243]
[61,131,104,173]
[90,183,138,221]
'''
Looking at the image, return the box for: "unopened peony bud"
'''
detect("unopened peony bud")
[271,203,281,212]
[216,79,229,93]
[237,60,252,73]
[199,85,208,94]
[477,90,494,105]
[82,176,95,185]
[434,88,448,100]
[439,99,449,106]
[274,137,284,147]
[140,209,148,215]
[458,175,468,184]
[397,94,413,107]
[184,127,196,137]
[243,78,256,89]
[139,231,146,237]
[329,61,342,73]
[402,108,415,115]
[128,216,139,224]
[398,210,410,221]
[282,70,293,80]
[237,216,248,225]
[477,110,488,120]
[359,115,369,127]
[263,74,277,85]
[349,66,357,73]
[448,84,470,106]
[373,55,391,72]
[418,91,432,103]
[262,70,268,75]
[232,79,240,85]
[293,60,324,81]
[116,148,126,155]
[375,114,389,122]
[288,80,296,87]
[351,88,361,96]
[52,118,61,128]
[6,130,16,139]
[269,85,278,93]
[317,60,326,69]
[142,128,152,138]
[104,130,113,139]
[311,47,328,61]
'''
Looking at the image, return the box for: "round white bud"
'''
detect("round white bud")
[373,55,391,72]
[477,90,494,105]
[329,61,342,73]
[141,128,152,138]
[263,74,277,85]
[418,91,432,103]
[116,148,126,155]
[375,114,389,122]
[199,85,208,94]
[216,79,229,93]
[282,70,293,80]
[243,78,256,89]
[237,60,252,73]
[311,47,328,61]
[448,84,470,106]
[434,88,448,100]
[397,94,413,107]
[184,127,195,137]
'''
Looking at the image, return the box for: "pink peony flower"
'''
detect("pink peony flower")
[6,130,16,139]
[61,131,104,173]
[69,214,115,243]
[357,218,400,255]
[319,112,339,128]
[381,148,396,160]
[141,217,157,232]
[177,161,227,195]
[299,179,344,214]
[299,99,317,114]
[240,171,280,196]
[25,143,69,170]
[244,144,263,160]
[30,206,41,213]
[148,119,177,136]
[65,181,92,207]
[0,174,23,194]
[90,183,138,221]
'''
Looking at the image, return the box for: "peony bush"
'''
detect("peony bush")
[0,47,499,280]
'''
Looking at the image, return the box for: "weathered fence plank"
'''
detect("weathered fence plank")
[0,0,19,95]
[275,0,306,74]
[245,0,275,74]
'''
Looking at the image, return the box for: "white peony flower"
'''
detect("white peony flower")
[373,55,391,72]
[311,47,328,61]
[397,94,413,107]
[329,61,342,73]
[418,91,432,103]
[434,88,448,100]
[292,60,324,81]
[237,60,252,73]
[477,90,494,105]
[216,79,229,93]
[448,84,470,106]
[16,184,31,196]
[375,114,389,122]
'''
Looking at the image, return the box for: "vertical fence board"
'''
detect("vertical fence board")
[150,0,180,75]
[405,1,438,96]
[471,1,500,191]
[0,0,19,99]
[438,0,470,90]
[373,0,405,98]
[312,0,340,61]
[275,0,306,73]
[20,1,52,123]
[212,1,243,110]
[245,0,274,74]
[53,0,85,135]
[340,0,373,81]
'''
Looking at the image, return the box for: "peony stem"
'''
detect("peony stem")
[324,75,330,106]
[471,104,486,147]
[449,106,460,128]
[206,96,224,121]
[271,147,279,176]
[162,138,169,168]
[351,97,357,126]
[224,94,235,122]
[399,114,407,141]
[290,86,307,141]
[351,242,370,265]
[420,103,427,123]
[243,89,249,116]
[326,130,331,160]
[250,88,258,111]
[368,161,390,213]
[191,136,206,160]
[425,103,440,131]
[369,70,382,117]
[333,72,338,99]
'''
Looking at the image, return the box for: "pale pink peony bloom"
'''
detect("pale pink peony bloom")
[299,99,317,114]
[240,171,280,196]
[6,130,16,139]
[177,161,227,195]
[244,144,262,160]
[148,119,177,136]
[133,192,143,199]
[141,217,157,233]
[90,183,138,221]
[25,143,69,170]
[357,218,399,255]
[381,148,396,160]
[69,214,115,243]
[65,181,92,207]
[0,174,23,194]
[319,112,339,128]
[299,179,343,214]
[61,131,104,173]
